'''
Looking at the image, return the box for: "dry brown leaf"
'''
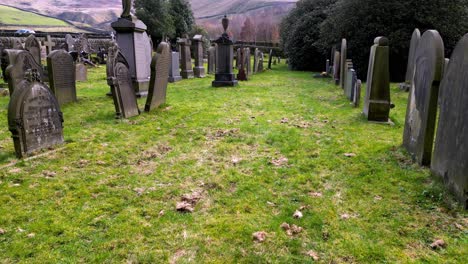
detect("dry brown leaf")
[181,191,203,204]
[344,153,357,157]
[176,201,194,213]
[252,231,267,243]
[27,233,35,238]
[309,192,323,197]
[8,168,22,174]
[42,170,57,178]
[158,210,165,217]
[374,195,383,201]
[0,228,5,235]
[306,250,320,261]
[293,210,303,219]
[133,188,145,196]
[280,117,289,123]
[430,239,446,249]
[271,156,288,167]
[266,201,276,207]
[454,223,464,230]
[280,222,290,230]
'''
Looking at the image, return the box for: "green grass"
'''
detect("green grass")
[0,5,69,26]
[0,63,466,263]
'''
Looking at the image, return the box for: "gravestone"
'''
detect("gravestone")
[326,59,330,75]
[192,35,205,78]
[111,2,152,97]
[258,52,264,72]
[168,51,182,82]
[75,63,87,82]
[244,48,251,76]
[64,34,75,52]
[253,48,259,73]
[400,29,421,91]
[178,37,194,79]
[236,48,241,69]
[237,48,247,81]
[353,80,362,107]
[107,44,140,119]
[145,42,170,112]
[363,37,393,122]
[25,35,41,66]
[442,58,450,79]
[343,59,353,97]
[3,49,45,94]
[268,49,273,69]
[212,15,238,87]
[345,68,357,101]
[333,51,340,85]
[402,30,444,166]
[8,73,64,158]
[431,33,468,208]
[208,45,216,74]
[47,50,77,105]
[43,35,55,56]
[340,39,347,89]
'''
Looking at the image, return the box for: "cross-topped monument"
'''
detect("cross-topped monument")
[43,35,55,55]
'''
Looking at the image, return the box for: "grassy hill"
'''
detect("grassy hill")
[0,5,68,26]
[0,63,466,262]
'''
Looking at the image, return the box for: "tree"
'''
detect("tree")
[135,0,175,41]
[240,18,255,42]
[169,0,195,38]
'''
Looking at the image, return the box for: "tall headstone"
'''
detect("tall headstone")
[178,37,194,79]
[145,42,170,112]
[3,49,44,94]
[111,1,152,97]
[106,44,140,119]
[268,49,273,69]
[64,34,75,52]
[343,59,353,97]
[253,48,259,73]
[192,35,205,78]
[75,63,87,82]
[333,51,340,85]
[43,35,55,56]
[403,30,444,166]
[258,52,264,72]
[236,48,241,69]
[47,50,77,105]
[168,51,182,82]
[345,68,357,101]
[24,35,41,66]
[208,45,216,74]
[212,15,238,87]
[340,39,347,89]
[353,80,362,108]
[237,47,247,81]
[431,34,468,208]
[8,73,64,158]
[400,29,421,91]
[325,59,330,75]
[363,37,393,122]
[244,48,251,76]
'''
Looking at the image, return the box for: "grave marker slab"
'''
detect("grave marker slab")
[353,80,362,108]
[192,35,205,78]
[47,50,77,105]
[333,51,340,85]
[268,49,273,69]
[178,37,194,79]
[340,39,347,89]
[345,68,357,101]
[3,49,44,94]
[169,51,182,82]
[208,45,216,74]
[25,35,41,66]
[145,42,170,111]
[403,30,444,165]
[244,48,251,76]
[400,29,421,91]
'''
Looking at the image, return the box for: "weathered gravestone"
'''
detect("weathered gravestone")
[236,48,241,69]
[168,51,182,82]
[208,45,216,74]
[75,63,87,82]
[10,38,23,50]
[212,15,238,87]
[345,68,357,101]
[237,48,247,81]
[64,34,75,52]
[43,35,56,56]
[107,45,140,119]
[258,52,264,72]
[333,51,340,85]
[268,49,273,69]
[325,59,330,75]
[431,33,468,208]
[192,35,205,78]
[402,30,444,166]
[400,29,421,91]
[47,50,77,105]
[178,37,194,79]
[363,37,393,122]
[244,48,251,76]
[340,39,347,89]
[353,80,362,108]
[8,72,64,158]
[343,59,353,97]
[145,42,170,112]
[25,35,42,66]
[3,49,45,94]
[111,1,152,97]
[253,48,259,73]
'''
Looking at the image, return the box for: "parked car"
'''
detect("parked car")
[14,29,36,36]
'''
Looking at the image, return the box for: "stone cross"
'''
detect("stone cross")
[43,35,55,55]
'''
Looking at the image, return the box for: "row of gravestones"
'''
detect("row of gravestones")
[401,29,468,208]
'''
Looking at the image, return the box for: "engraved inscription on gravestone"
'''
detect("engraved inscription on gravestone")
[145,42,170,112]
[3,49,44,94]
[47,50,77,105]
[25,35,41,66]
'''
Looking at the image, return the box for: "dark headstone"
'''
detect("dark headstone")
[47,50,77,105]
[75,63,87,82]
[400,29,421,91]
[11,38,23,50]
[64,34,75,52]
[345,68,357,101]
[258,52,264,72]
[340,39,347,89]
[192,35,205,78]
[3,49,44,94]
[8,77,64,158]
[237,48,247,81]
[333,51,340,85]
[24,35,41,66]
[208,45,216,74]
[212,15,238,87]
[244,48,251,76]
[168,51,182,82]
[253,48,259,73]
[43,35,55,56]
[268,49,273,69]
[236,48,241,69]
[325,59,330,75]
[145,42,170,112]
[343,59,353,97]
[178,37,194,79]
[431,33,468,208]
[403,30,444,165]
[353,80,362,108]
[363,37,393,122]
[107,45,140,119]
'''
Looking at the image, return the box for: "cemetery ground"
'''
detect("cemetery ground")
[0,64,467,263]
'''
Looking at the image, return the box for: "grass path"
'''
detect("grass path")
[0,64,466,262]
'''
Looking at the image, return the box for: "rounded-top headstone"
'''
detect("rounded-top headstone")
[374,37,389,46]
[405,29,421,82]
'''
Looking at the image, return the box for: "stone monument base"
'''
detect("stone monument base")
[169,76,182,83]
[134,81,149,98]
[212,73,238,87]
[194,67,206,78]
[181,70,194,79]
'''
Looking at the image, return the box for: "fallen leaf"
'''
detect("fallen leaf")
[374,195,383,201]
[42,170,57,178]
[344,153,356,157]
[309,192,323,198]
[280,222,290,230]
[430,239,446,249]
[176,201,194,213]
[133,188,145,196]
[271,156,288,167]
[17,228,25,233]
[181,191,203,204]
[293,210,303,219]
[96,160,106,165]
[252,231,267,243]
[27,233,35,238]
[266,201,276,207]
[306,250,320,261]
[0,228,5,235]
[340,213,351,220]
[454,223,464,230]
[280,118,289,124]
[8,168,22,174]
[231,156,242,165]
[158,210,165,217]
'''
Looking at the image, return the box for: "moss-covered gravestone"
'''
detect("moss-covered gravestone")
[431,34,468,208]
[3,49,45,94]
[340,39,347,89]
[400,29,421,91]
[145,42,170,112]
[47,50,77,105]
[403,30,444,166]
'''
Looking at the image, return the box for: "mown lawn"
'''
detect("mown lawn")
[0,5,68,26]
[0,63,466,263]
